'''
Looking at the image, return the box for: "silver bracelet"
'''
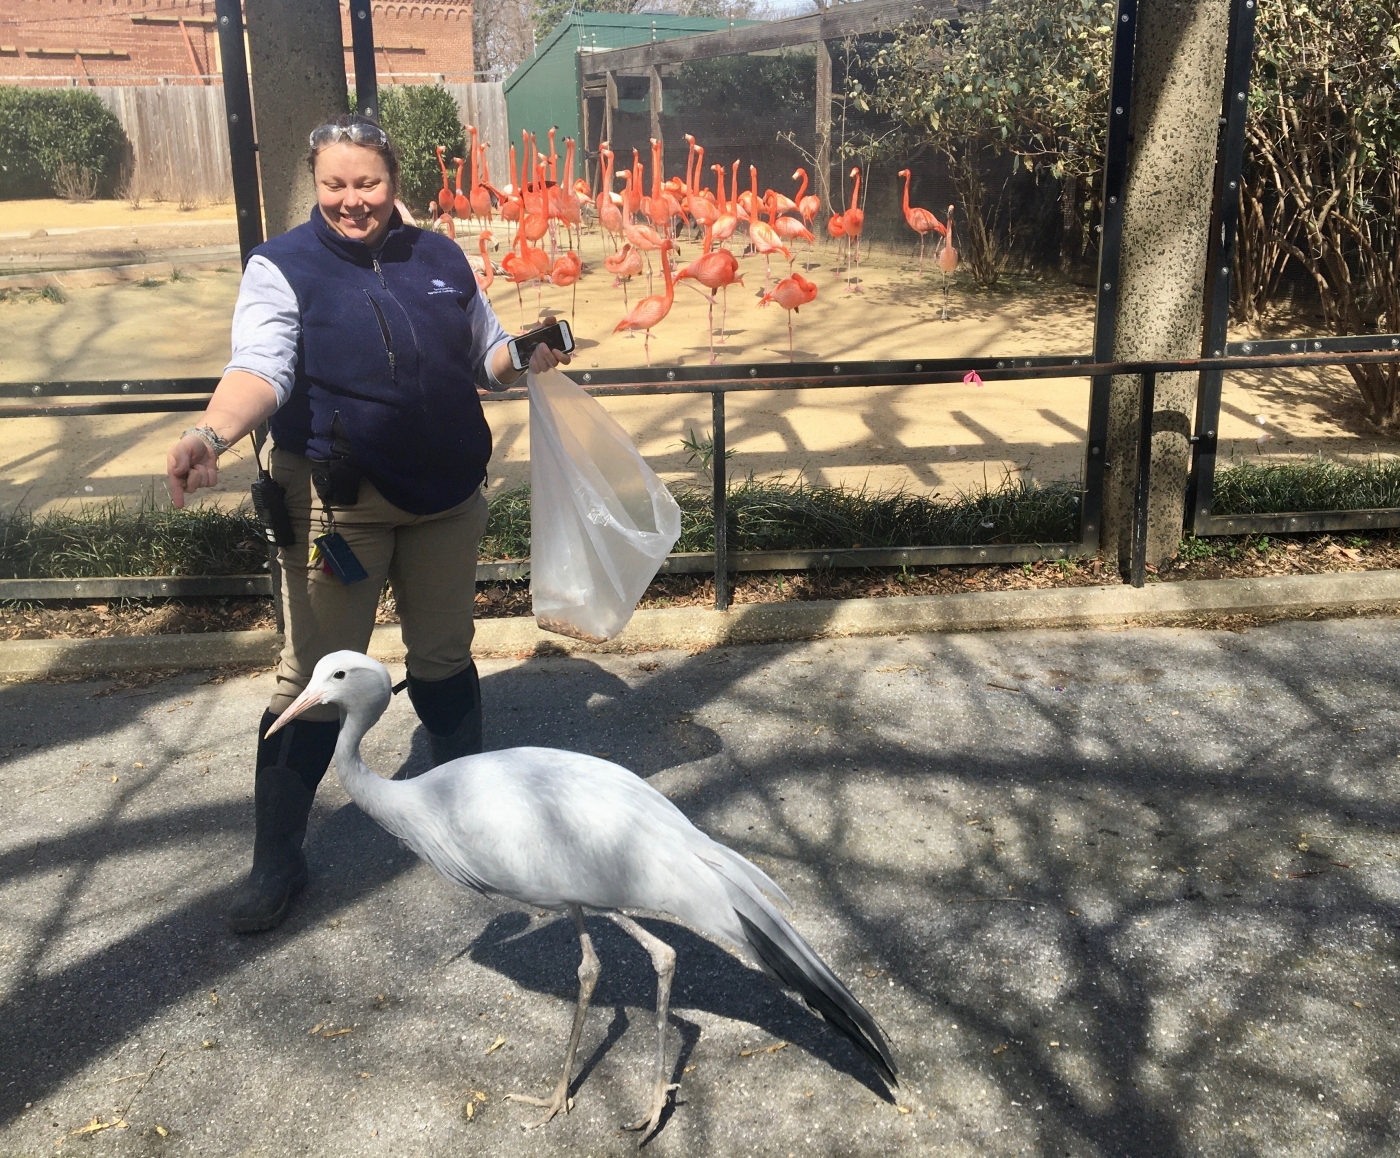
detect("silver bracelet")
[182,425,235,457]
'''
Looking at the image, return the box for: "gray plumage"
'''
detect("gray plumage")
[269,651,896,1135]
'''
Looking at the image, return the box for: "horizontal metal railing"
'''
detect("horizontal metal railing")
[3,339,1399,606]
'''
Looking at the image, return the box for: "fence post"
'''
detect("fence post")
[1188,0,1259,534]
[349,0,379,120]
[713,390,729,612]
[1130,371,1156,588]
[1083,0,1136,559]
[214,0,263,266]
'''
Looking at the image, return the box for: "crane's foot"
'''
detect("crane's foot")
[623,1080,680,1140]
[504,1085,573,1129]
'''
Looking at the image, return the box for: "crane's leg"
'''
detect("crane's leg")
[505,905,598,1128]
[611,913,679,1139]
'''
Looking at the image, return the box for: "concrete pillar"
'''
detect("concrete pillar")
[244,0,349,239]
[1101,0,1230,567]
[649,66,663,148]
[815,40,832,220]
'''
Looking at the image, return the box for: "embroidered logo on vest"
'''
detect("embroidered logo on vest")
[427,278,460,295]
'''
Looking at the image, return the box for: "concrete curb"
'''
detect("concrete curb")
[2,569,1398,679]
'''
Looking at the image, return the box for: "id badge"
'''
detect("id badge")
[313,531,369,584]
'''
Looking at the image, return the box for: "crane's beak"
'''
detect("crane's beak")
[264,688,324,738]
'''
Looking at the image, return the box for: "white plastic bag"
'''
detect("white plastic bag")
[528,366,681,642]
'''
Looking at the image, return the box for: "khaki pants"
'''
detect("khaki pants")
[268,447,490,720]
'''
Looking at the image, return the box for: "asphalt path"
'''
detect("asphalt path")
[1,617,1398,1156]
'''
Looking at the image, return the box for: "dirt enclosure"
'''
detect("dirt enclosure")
[0,200,1391,514]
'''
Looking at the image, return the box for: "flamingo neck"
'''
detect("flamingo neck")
[795,169,807,202]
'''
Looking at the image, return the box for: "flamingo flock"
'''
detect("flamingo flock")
[426,128,963,359]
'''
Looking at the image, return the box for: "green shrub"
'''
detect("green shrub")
[353,85,465,215]
[0,500,265,579]
[1212,457,1400,514]
[0,89,127,199]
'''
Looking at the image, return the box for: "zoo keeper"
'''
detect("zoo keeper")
[164,115,571,934]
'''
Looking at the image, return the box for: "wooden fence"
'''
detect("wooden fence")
[442,83,508,182]
[82,82,507,207]
[94,85,232,205]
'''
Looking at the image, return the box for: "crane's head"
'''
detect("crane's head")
[265,650,393,737]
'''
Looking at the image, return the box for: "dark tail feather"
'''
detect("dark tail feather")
[736,911,898,1085]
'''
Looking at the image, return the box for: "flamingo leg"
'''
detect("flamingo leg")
[918,235,925,277]
[516,283,525,328]
[504,905,597,1128]
[644,329,652,367]
[719,284,728,344]
[572,279,577,319]
[707,291,717,365]
[787,312,794,362]
[612,914,680,1139]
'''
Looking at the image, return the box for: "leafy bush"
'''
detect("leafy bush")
[356,85,465,215]
[0,89,127,199]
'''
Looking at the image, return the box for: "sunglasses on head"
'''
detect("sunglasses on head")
[309,121,389,150]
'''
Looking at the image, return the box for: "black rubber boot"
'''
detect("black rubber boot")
[404,663,483,773]
[226,709,339,934]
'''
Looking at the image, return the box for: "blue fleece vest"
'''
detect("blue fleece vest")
[254,207,491,515]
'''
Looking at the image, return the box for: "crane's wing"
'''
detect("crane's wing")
[396,747,896,1085]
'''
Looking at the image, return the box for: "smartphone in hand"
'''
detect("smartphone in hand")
[508,320,575,372]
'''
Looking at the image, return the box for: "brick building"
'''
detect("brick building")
[0,0,475,87]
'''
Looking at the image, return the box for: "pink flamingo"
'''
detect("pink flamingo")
[898,168,944,276]
[676,235,743,363]
[597,145,624,251]
[435,145,452,220]
[468,128,492,224]
[605,242,643,309]
[770,194,815,253]
[452,157,469,221]
[550,246,582,318]
[613,238,675,367]
[793,167,820,226]
[500,233,540,327]
[428,199,455,240]
[747,166,791,290]
[841,167,865,290]
[937,205,959,319]
[472,229,495,297]
[710,164,740,251]
[759,271,819,361]
[555,138,582,250]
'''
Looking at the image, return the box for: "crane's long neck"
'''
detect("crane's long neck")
[330,699,414,841]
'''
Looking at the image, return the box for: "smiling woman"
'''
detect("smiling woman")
[159,113,576,936]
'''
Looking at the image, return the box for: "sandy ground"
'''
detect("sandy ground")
[0,198,234,237]
[0,207,1393,513]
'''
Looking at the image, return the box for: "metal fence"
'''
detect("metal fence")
[4,0,1400,614]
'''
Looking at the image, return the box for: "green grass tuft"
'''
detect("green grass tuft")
[1,477,1082,581]
[480,476,1082,559]
[0,498,265,579]
[1212,457,1400,514]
